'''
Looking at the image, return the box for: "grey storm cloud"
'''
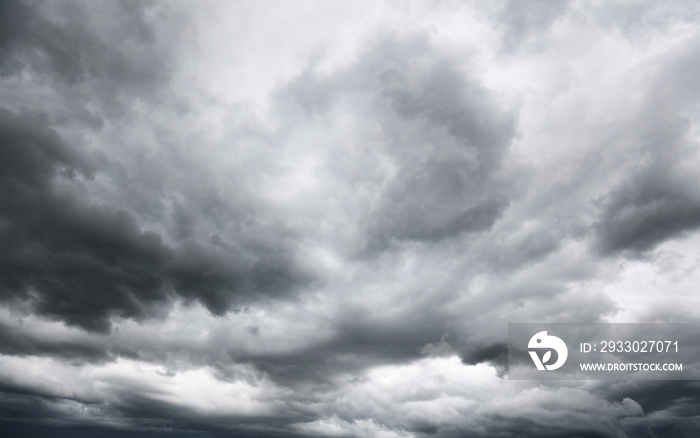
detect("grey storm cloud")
[0,0,319,334]
[0,0,175,97]
[277,34,516,252]
[595,163,700,256]
[0,107,313,332]
[593,33,700,257]
[1,1,700,437]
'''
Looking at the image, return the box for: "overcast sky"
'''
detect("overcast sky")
[1,0,700,437]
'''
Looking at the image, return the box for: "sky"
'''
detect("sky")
[1,0,700,437]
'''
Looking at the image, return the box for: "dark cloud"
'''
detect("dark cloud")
[0,382,314,438]
[459,343,508,368]
[0,108,162,331]
[594,381,700,437]
[0,108,312,332]
[238,321,447,387]
[594,36,700,256]
[366,52,516,246]
[0,421,211,438]
[0,319,112,363]
[0,0,170,86]
[594,163,700,255]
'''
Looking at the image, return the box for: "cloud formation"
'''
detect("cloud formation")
[0,106,313,332]
[1,0,700,437]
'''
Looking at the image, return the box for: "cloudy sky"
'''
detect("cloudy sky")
[1,0,700,436]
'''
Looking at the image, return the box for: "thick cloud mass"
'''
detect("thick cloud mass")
[0,108,311,332]
[1,0,700,437]
[596,164,700,255]
[276,35,516,252]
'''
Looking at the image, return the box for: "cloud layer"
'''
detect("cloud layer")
[1,0,700,437]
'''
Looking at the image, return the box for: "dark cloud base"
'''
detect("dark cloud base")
[0,422,208,438]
